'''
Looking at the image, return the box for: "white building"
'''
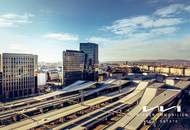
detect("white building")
[38,73,47,86]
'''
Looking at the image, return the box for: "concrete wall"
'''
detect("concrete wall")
[160,67,170,74]
[155,66,162,73]
[185,68,190,76]
[170,68,184,76]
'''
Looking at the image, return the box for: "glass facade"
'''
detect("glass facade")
[80,42,98,67]
[63,50,86,85]
[80,43,99,81]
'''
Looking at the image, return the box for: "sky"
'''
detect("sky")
[0,0,190,62]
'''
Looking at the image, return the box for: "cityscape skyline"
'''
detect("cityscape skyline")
[0,0,190,62]
[0,1,190,129]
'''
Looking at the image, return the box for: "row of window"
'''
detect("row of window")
[3,88,34,98]
[3,83,35,91]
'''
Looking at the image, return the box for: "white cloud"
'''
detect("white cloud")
[150,26,178,35]
[101,3,190,38]
[124,27,177,41]
[148,18,184,27]
[104,16,149,35]
[44,33,79,41]
[87,37,112,43]
[102,16,184,35]
[154,4,184,17]
[154,4,190,17]
[0,13,34,27]
[89,27,177,46]
[185,5,190,12]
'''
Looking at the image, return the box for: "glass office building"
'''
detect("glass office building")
[80,43,99,81]
[80,42,98,68]
[63,50,86,85]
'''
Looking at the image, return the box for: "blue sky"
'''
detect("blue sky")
[0,0,190,62]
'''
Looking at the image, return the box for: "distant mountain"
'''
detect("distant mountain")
[100,61,127,64]
[136,59,190,62]
[132,59,190,66]
[101,59,190,67]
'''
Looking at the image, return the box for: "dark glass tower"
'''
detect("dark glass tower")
[80,43,99,81]
[80,42,98,68]
[63,50,86,85]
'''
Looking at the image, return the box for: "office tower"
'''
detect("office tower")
[80,43,99,81]
[63,50,86,85]
[0,53,38,100]
[80,42,98,68]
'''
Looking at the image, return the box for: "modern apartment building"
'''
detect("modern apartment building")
[0,53,38,100]
[63,50,86,85]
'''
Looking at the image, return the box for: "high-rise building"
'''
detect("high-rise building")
[80,42,98,68]
[63,50,86,85]
[80,43,99,81]
[0,53,38,100]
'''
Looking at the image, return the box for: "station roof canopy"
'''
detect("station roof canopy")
[175,81,190,90]
[62,81,96,92]
[33,81,96,101]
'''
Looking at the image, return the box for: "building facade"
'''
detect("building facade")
[80,43,99,81]
[63,50,86,85]
[80,42,98,68]
[38,73,47,86]
[0,53,38,100]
